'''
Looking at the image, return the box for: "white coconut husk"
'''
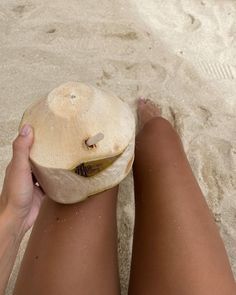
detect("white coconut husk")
[19,82,136,204]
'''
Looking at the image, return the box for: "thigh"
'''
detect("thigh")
[14,187,120,295]
[129,117,236,295]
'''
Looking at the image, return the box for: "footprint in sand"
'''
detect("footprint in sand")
[194,59,235,80]
[12,5,26,15]
[11,3,38,18]
[131,0,201,33]
[102,23,139,40]
[100,60,167,82]
[188,136,234,215]
[185,13,201,32]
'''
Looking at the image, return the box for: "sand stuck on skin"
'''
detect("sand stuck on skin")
[0,0,235,294]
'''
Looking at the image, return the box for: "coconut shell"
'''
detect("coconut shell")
[19,82,136,203]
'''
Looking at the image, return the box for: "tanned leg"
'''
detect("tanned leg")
[14,186,120,295]
[128,99,236,295]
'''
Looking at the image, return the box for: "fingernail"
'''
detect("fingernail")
[20,124,32,137]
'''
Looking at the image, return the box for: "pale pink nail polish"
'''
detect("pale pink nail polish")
[20,124,31,136]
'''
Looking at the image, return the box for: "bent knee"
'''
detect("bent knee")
[135,117,182,155]
[135,117,185,165]
[141,117,177,139]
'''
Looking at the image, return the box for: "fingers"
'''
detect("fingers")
[32,172,45,194]
[11,124,34,173]
[33,185,45,201]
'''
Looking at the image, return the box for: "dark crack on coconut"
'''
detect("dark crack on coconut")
[73,153,122,177]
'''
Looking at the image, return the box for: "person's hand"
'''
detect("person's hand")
[0,124,45,236]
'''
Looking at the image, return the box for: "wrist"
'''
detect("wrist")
[0,206,26,242]
[0,207,24,295]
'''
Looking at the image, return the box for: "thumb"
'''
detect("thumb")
[11,124,34,172]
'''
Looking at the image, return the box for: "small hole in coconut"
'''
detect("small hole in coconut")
[70,94,76,99]
[85,133,104,148]
[85,139,97,149]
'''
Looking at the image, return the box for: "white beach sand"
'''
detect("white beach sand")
[0,0,235,294]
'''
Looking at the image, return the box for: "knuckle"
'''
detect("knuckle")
[12,138,26,156]
[12,138,21,150]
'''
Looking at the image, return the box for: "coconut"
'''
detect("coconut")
[19,82,136,204]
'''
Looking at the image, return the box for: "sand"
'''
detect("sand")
[0,0,235,294]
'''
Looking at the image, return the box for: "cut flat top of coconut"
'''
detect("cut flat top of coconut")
[19,82,136,169]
